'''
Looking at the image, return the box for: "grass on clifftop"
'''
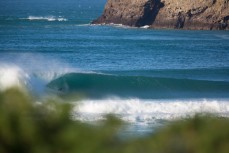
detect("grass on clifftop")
[0,88,229,153]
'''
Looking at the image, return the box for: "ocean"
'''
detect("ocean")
[0,0,229,134]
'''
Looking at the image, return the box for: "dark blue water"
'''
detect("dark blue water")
[1,0,229,130]
[1,0,229,70]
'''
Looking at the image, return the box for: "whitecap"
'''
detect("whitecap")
[22,16,67,22]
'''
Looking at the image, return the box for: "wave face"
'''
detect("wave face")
[47,73,229,99]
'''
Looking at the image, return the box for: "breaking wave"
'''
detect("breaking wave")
[0,64,74,95]
[22,16,68,21]
[1,64,229,125]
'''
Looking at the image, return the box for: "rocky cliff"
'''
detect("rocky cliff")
[92,0,229,30]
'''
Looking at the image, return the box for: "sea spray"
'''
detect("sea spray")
[0,65,28,91]
[0,63,75,95]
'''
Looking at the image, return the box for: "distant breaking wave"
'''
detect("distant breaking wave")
[22,16,67,21]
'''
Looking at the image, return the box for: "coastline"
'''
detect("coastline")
[92,0,229,30]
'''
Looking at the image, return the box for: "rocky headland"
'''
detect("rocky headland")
[92,0,229,30]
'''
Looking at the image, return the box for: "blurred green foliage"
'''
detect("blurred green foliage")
[0,88,229,153]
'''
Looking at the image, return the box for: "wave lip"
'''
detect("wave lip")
[0,64,77,95]
[24,16,67,21]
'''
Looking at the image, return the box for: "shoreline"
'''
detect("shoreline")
[90,22,229,31]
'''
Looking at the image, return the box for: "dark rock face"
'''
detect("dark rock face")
[92,0,229,30]
[92,0,155,27]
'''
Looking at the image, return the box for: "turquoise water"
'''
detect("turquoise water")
[1,0,229,132]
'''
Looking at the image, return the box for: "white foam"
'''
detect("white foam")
[0,59,95,95]
[0,65,28,91]
[108,23,135,29]
[24,16,67,21]
[73,98,229,124]
[141,25,150,29]
[0,62,71,95]
[0,64,50,94]
[92,23,135,29]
